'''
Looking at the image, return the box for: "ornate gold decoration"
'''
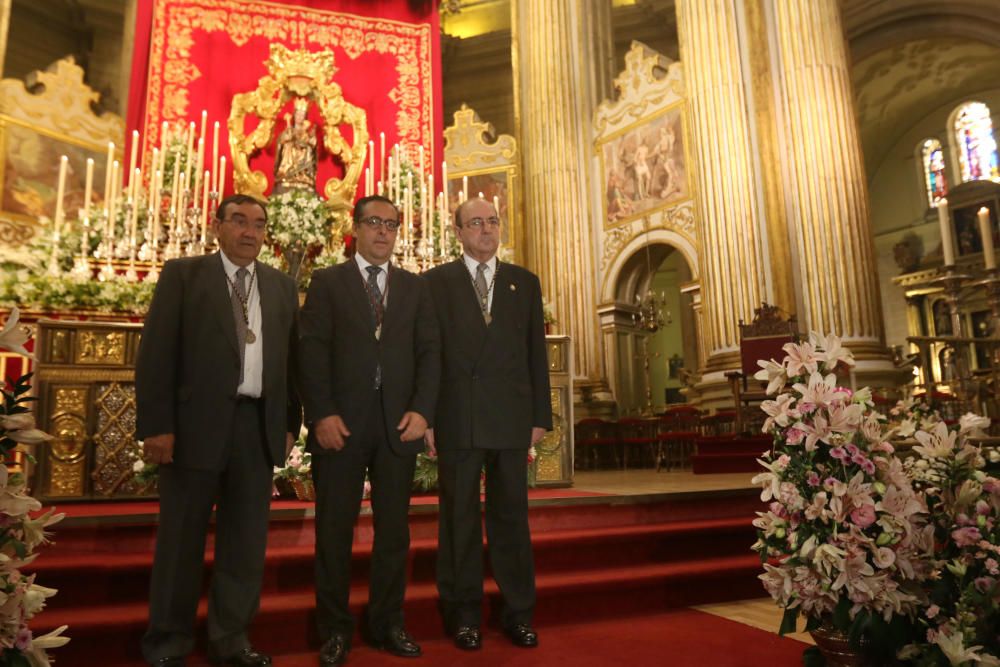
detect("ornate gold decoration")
[48,330,70,364]
[535,387,565,483]
[45,388,88,498]
[38,368,136,383]
[229,44,368,234]
[444,104,517,172]
[91,382,143,497]
[547,342,565,373]
[76,331,126,365]
[594,41,683,137]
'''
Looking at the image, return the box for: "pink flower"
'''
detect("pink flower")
[14,626,30,651]
[851,453,867,467]
[975,576,996,594]
[806,472,820,487]
[845,444,860,457]
[834,387,853,400]
[824,477,839,491]
[798,402,816,415]
[927,605,940,619]
[786,428,805,445]
[850,504,877,528]
[830,447,848,461]
[986,558,999,575]
[860,459,876,475]
[952,526,983,547]
[977,500,991,516]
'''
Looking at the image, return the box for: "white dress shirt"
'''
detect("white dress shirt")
[220,251,263,397]
[355,254,389,296]
[463,253,497,312]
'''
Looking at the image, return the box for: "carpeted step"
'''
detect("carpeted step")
[36,553,764,666]
[691,452,762,474]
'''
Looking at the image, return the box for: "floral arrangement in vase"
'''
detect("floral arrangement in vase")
[752,333,932,661]
[264,189,335,288]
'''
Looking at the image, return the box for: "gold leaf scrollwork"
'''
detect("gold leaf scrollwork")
[229,44,368,237]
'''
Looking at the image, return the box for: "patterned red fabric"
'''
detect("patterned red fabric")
[126,0,442,199]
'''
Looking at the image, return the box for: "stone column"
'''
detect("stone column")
[767,0,887,359]
[676,0,773,374]
[515,0,609,385]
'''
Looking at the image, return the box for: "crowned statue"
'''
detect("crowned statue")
[274,97,318,194]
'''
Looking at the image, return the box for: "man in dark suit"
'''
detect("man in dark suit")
[424,197,552,651]
[298,195,440,666]
[136,194,301,667]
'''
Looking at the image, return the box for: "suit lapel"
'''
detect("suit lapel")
[209,253,240,358]
[381,263,402,337]
[487,261,513,329]
[341,259,378,337]
[452,259,489,335]
[256,262,279,384]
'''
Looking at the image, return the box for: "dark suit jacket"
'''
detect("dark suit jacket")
[424,259,552,451]
[135,252,301,471]
[298,260,440,456]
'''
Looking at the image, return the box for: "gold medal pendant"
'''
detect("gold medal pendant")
[375,324,382,341]
[246,329,256,344]
[484,313,492,325]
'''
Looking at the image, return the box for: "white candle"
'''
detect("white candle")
[462,175,468,201]
[148,148,159,205]
[127,130,139,201]
[212,121,220,193]
[219,156,226,196]
[438,192,446,254]
[419,145,425,179]
[379,132,385,180]
[368,140,375,192]
[199,110,207,156]
[427,174,434,246]
[980,206,996,270]
[160,121,169,151]
[103,141,115,216]
[493,195,500,216]
[184,121,196,185]
[170,148,182,217]
[201,169,210,244]
[54,155,69,232]
[192,137,204,208]
[108,160,119,246]
[938,198,955,266]
[364,167,371,197]
[130,168,141,248]
[83,157,94,222]
[152,169,162,244]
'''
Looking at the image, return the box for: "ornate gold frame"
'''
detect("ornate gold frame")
[229,44,368,232]
[444,105,521,260]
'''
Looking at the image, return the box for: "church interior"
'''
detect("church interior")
[2,0,1000,665]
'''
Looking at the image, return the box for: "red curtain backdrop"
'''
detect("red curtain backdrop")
[126,0,442,200]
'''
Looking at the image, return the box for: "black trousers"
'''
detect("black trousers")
[142,399,273,662]
[312,390,417,643]
[436,447,535,630]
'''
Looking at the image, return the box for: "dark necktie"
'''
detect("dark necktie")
[475,263,490,323]
[366,265,383,389]
[231,267,249,384]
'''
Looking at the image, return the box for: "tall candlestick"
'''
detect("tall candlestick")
[419,145,425,179]
[193,138,204,209]
[184,121,195,185]
[980,206,996,270]
[368,140,375,193]
[219,156,227,196]
[108,160,119,248]
[83,157,94,222]
[938,198,955,266]
[130,168,141,248]
[199,110,207,156]
[54,155,69,233]
[438,192,446,254]
[364,168,371,197]
[462,175,468,201]
[379,132,385,179]
[171,148,182,217]
[427,174,434,246]
[152,169,162,245]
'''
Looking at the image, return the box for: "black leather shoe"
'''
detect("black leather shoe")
[374,626,421,657]
[149,658,185,667]
[319,634,349,666]
[453,625,482,651]
[211,647,272,666]
[504,624,538,648]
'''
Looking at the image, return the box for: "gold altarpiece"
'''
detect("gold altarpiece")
[230,44,368,236]
[592,42,701,415]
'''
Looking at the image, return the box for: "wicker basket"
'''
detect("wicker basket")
[290,477,315,502]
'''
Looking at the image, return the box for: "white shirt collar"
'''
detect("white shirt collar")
[219,250,255,278]
[355,253,390,274]
[463,253,497,275]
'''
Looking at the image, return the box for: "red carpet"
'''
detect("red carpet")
[30,488,774,665]
[108,609,808,666]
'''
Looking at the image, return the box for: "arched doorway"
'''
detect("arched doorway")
[601,242,698,415]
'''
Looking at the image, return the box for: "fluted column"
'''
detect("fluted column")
[676,0,771,372]
[515,0,605,383]
[769,0,886,357]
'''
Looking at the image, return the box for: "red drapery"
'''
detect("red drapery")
[126,0,442,199]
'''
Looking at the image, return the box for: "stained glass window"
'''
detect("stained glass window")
[954,101,1000,182]
[921,138,948,207]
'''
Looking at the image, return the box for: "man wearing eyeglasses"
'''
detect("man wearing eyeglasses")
[424,197,552,652]
[137,194,301,667]
[299,195,440,665]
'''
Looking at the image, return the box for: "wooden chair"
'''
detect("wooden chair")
[702,410,737,436]
[573,418,620,470]
[616,418,660,469]
[726,303,798,435]
[657,405,702,471]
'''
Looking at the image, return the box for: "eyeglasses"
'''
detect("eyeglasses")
[221,215,267,232]
[359,216,401,232]
[465,217,500,228]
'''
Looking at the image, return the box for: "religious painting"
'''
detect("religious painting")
[0,117,111,223]
[598,101,690,229]
[446,166,518,252]
[952,202,999,257]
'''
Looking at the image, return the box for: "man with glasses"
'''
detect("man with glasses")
[424,197,552,652]
[137,194,301,667]
[299,195,440,665]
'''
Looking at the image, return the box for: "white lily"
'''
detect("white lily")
[0,307,31,358]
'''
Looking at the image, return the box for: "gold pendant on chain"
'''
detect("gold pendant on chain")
[246,329,256,344]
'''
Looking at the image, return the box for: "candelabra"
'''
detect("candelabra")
[930,264,978,409]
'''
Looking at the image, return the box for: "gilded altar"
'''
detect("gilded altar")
[32,319,147,501]
[536,335,574,487]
